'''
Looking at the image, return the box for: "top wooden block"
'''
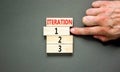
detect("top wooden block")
[46,18,73,27]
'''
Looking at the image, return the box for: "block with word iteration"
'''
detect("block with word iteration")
[44,17,73,54]
[46,18,73,26]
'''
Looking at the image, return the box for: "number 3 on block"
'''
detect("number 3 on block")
[58,45,62,52]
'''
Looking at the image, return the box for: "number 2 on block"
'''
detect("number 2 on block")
[58,36,62,43]
[55,28,58,34]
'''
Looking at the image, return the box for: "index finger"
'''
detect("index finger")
[70,27,109,35]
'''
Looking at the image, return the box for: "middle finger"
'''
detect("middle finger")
[86,8,112,16]
[86,8,103,16]
[82,16,112,26]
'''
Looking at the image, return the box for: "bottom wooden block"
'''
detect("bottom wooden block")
[46,44,73,53]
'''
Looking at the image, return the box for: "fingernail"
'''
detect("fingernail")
[93,36,98,38]
[92,1,97,6]
[83,16,95,24]
[92,1,100,7]
[70,28,75,32]
[86,9,92,14]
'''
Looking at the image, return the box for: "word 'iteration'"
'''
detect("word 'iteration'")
[43,17,73,54]
[46,18,73,26]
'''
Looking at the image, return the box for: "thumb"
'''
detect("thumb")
[93,35,109,42]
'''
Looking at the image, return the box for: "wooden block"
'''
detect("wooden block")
[46,18,73,26]
[47,35,73,44]
[46,44,73,53]
[43,27,70,36]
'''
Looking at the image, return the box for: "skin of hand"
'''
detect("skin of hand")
[71,1,120,42]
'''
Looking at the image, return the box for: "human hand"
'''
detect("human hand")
[71,1,120,42]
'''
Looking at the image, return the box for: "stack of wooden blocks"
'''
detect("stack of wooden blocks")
[43,17,73,54]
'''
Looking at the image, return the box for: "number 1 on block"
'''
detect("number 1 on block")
[43,27,70,35]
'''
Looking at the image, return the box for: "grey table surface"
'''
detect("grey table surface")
[0,0,120,72]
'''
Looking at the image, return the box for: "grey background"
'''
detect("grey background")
[0,0,120,72]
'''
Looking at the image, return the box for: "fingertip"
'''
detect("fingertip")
[70,27,84,35]
[70,28,76,33]
[82,16,96,26]
[82,16,86,24]
[93,35,99,39]
[86,8,94,15]
[70,27,79,35]
[92,1,100,7]
[92,1,109,8]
